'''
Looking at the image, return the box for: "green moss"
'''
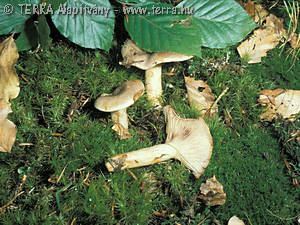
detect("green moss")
[0,22,299,225]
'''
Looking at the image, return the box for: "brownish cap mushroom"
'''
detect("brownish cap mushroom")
[120,40,193,107]
[94,80,144,139]
[105,105,212,178]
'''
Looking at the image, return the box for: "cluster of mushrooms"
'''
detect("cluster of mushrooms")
[95,40,213,178]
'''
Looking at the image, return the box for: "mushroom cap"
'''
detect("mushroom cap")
[120,40,193,70]
[94,80,145,112]
[0,104,17,153]
[163,105,213,178]
[228,216,245,225]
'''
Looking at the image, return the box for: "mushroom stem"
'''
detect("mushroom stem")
[111,108,131,139]
[105,143,176,171]
[145,65,162,107]
[111,108,128,130]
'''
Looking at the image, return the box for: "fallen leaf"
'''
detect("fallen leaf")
[237,6,287,63]
[199,175,226,206]
[0,35,20,153]
[258,89,300,121]
[228,216,245,225]
[0,35,20,104]
[184,77,217,116]
[243,0,268,24]
[289,32,300,49]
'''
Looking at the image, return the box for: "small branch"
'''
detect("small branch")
[266,209,300,221]
[206,87,229,116]
[0,191,24,214]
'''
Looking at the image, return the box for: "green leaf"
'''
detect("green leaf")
[177,0,257,48]
[0,0,39,34]
[16,16,39,51]
[124,3,202,56]
[51,0,115,50]
[38,14,51,50]
[43,0,67,11]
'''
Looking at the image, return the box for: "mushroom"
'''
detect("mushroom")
[94,80,145,139]
[105,105,212,178]
[120,40,193,108]
[228,216,245,225]
[0,34,20,153]
[0,103,17,153]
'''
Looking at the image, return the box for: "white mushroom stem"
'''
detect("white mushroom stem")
[111,109,128,130]
[106,144,176,171]
[145,65,162,107]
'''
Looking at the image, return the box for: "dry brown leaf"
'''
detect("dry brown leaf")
[199,175,226,206]
[0,35,20,153]
[228,216,245,225]
[243,1,268,24]
[258,89,300,121]
[0,35,20,104]
[237,8,287,63]
[289,32,300,49]
[184,77,217,116]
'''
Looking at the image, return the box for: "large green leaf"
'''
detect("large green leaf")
[15,16,39,51]
[125,0,256,55]
[51,0,115,50]
[124,3,202,56]
[177,0,257,48]
[0,0,39,34]
[43,0,67,11]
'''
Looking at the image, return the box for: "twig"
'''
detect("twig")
[83,172,90,187]
[18,143,34,146]
[266,209,300,221]
[198,215,210,224]
[70,217,76,225]
[0,191,24,214]
[57,163,69,184]
[127,168,137,180]
[244,212,253,225]
[205,87,229,116]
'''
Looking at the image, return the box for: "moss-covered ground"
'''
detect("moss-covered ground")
[0,2,300,224]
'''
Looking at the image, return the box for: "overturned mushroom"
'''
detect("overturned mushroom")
[120,40,193,107]
[105,105,212,178]
[94,80,144,139]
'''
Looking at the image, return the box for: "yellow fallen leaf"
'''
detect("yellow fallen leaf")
[0,35,20,153]
[184,77,217,116]
[243,0,268,24]
[237,9,287,63]
[258,89,300,121]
